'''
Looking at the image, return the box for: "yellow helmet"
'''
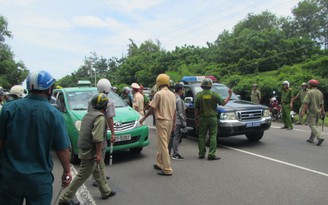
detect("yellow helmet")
[156,74,170,87]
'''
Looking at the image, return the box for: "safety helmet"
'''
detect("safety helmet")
[169,80,175,88]
[26,70,55,91]
[156,74,170,87]
[123,86,130,93]
[97,78,112,94]
[112,86,117,90]
[301,82,307,86]
[308,79,319,87]
[253,84,258,87]
[131,83,140,89]
[10,85,25,98]
[91,93,108,109]
[201,78,213,89]
[282,81,289,87]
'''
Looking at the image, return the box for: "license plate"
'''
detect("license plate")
[246,122,261,128]
[115,134,131,142]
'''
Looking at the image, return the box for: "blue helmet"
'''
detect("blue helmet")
[26,70,55,91]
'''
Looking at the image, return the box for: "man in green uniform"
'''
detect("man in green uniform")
[59,93,116,205]
[281,81,293,130]
[0,70,72,205]
[300,79,325,146]
[194,78,232,160]
[291,82,308,125]
[251,84,261,104]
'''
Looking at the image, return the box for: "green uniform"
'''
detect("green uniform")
[295,89,308,124]
[281,88,293,129]
[251,89,261,104]
[195,89,224,158]
[59,109,112,203]
[303,88,324,141]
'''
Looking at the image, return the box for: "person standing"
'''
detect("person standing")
[59,93,116,205]
[131,83,145,116]
[281,81,293,130]
[120,86,132,106]
[291,82,308,125]
[194,78,232,160]
[7,85,25,102]
[168,83,186,160]
[0,70,72,205]
[140,74,176,176]
[90,78,116,187]
[301,79,325,146]
[251,84,261,104]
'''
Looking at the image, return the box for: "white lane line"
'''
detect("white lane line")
[70,165,97,205]
[222,145,328,177]
[271,125,328,135]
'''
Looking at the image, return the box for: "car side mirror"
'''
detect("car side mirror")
[184,97,193,104]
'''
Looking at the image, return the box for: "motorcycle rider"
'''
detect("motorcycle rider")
[291,82,308,125]
[281,81,293,130]
[7,85,25,102]
[120,86,132,106]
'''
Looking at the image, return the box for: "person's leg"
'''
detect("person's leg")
[157,120,173,174]
[0,175,24,205]
[92,160,112,198]
[172,124,182,156]
[59,159,95,202]
[208,117,218,158]
[168,131,174,155]
[156,121,164,169]
[198,117,208,158]
[298,106,303,124]
[281,104,287,127]
[309,114,324,142]
[283,104,293,129]
[25,184,52,205]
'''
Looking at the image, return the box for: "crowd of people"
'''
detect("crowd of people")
[0,70,325,204]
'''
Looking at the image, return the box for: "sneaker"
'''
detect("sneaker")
[317,139,324,146]
[306,139,314,143]
[172,154,184,160]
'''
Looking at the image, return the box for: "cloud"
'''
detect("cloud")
[101,0,163,11]
[71,15,118,29]
[24,14,71,30]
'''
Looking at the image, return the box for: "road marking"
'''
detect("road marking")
[222,145,328,177]
[271,125,328,135]
[70,165,97,205]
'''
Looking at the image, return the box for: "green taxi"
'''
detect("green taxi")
[53,85,149,164]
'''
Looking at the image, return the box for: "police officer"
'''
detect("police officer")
[251,84,261,104]
[281,81,293,130]
[59,93,116,205]
[291,82,308,125]
[194,78,232,160]
[0,70,72,205]
[301,79,325,146]
[131,83,144,116]
[140,74,176,176]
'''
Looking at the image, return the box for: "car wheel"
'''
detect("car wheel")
[245,132,264,142]
[129,147,143,154]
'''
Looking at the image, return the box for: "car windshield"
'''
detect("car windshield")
[67,90,127,110]
[193,84,238,100]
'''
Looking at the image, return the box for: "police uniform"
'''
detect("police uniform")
[295,89,308,124]
[150,87,176,175]
[195,89,224,159]
[303,88,324,143]
[251,89,261,104]
[0,94,70,204]
[59,108,113,203]
[281,88,293,129]
[133,91,145,116]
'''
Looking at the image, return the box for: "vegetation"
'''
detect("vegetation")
[1,0,328,110]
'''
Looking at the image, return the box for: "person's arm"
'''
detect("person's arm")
[301,103,308,117]
[56,148,72,187]
[140,107,154,125]
[94,141,102,164]
[107,117,115,143]
[177,99,186,126]
[172,109,176,132]
[223,89,232,106]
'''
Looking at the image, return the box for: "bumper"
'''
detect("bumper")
[106,125,150,152]
[218,117,271,137]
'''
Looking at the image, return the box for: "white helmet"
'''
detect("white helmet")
[10,85,25,98]
[97,78,111,94]
[131,83,140,89]
[282,81,290,87]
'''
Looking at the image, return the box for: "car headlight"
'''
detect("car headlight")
[74,120,82,131]
[220,112,236,120]
[263,109,271,117]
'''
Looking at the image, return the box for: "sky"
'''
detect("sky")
[0,0,301,80]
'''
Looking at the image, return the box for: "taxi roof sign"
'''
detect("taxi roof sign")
[78,80,92,86]
[181,76,218,84]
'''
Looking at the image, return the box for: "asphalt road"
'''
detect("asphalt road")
[51,119,328,205]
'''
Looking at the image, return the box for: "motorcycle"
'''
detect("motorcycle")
[269,91,296,122]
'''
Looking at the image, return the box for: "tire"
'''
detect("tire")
[245,131,264,142]
[129,147,143,154]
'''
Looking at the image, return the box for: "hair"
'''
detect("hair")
[175,83,184,92]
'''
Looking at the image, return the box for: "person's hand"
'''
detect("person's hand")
[228,89,232,96]
[139,118,144,125]
[111,134,116,143]
[290,103,293,109]
[61,172,72,188]
[95,154,102,164]
[300,111,305,117]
